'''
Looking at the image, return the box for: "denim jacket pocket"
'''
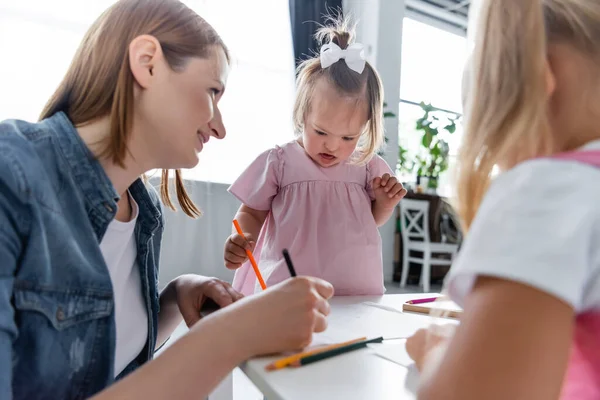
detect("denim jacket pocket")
[13,286,113,330]
[12,286,115,399]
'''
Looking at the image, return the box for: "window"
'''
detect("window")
[398,18,468,197]
[180,1,296,184]
[0,0,295,185]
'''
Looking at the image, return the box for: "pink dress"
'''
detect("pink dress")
[229,141,392,296]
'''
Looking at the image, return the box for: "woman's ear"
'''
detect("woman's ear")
[129,35,162,89]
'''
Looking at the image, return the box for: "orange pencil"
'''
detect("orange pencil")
[233,219,267,290]
[265,336,367,371]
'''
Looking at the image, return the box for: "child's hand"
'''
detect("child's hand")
[406,325,454,371]
[224,233,256,270]
[372,173,407,209]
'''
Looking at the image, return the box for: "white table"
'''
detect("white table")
[241,294,447,400]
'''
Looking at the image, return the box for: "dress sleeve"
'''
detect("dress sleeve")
[228,148,282,211]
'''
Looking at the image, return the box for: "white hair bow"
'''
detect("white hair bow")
[320,42,366,74]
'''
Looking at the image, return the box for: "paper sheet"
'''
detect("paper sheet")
[369,341,415,368]
[309,302,431,348]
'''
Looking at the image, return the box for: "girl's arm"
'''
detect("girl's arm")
[224,204,269,270]
[371,201,397,227]
[417,276,573,400]
[234,204,268,240]
[370,174,406,227]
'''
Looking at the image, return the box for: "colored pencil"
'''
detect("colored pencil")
[289,337,384,367]
[265,337,367,371]
[406,296,448,305]
[282,249,297,277]
[233,219,267,290]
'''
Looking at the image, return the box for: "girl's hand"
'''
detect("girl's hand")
[223,277,335,356]
[372,173,407,209]
[406,325,454,370]
[175,275,244,327]
[224,233,255,270]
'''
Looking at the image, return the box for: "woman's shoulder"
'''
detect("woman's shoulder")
[0,118,49,199]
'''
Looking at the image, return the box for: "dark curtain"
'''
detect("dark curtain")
[289,0,343,67]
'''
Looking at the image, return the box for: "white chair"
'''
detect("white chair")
[399,199,458,292]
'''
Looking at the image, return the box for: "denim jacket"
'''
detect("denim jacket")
[0,112,163,399]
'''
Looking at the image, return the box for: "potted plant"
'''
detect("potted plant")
[413,102,457,191]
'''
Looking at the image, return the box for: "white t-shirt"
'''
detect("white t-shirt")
[446,140,600,314]
[99,192,149,376]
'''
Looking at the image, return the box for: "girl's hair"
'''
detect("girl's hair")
[40,0,229,218]
[457,0,600,231]
[292,16,385,165]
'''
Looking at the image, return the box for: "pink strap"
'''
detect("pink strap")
[553,150,600,168]
[561,312,600,399]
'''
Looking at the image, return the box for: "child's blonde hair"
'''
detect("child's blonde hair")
[292,16,385,164]
[457,0,600,231]
[41,0,229,218]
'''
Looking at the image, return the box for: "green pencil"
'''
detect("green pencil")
[290,337,384,367]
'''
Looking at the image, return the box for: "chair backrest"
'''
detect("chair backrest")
[400,199,430,243]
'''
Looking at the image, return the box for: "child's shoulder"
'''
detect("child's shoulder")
[255,140,300,159]
[484,153,600,217]
[276,140,303,155]
[268,140,313,166]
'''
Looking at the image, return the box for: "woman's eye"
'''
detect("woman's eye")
[316,130,326,136]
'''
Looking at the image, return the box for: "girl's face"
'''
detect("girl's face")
[546,43,600,153]
[300,79,369,168]
[133,44,229,170]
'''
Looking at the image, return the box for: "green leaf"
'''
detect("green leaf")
[422,132,433,148]
[420,102,435,113]
[444,123,456,134]
[383,111,396,118]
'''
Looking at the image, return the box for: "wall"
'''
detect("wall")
[153,179,239,289]
[344,0,405,281]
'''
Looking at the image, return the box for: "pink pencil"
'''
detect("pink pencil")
[406,296,447,305]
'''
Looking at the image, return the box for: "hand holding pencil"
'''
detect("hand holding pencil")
[237,277,335,356]
[224,223,256,269]
[224,219,267,290]
[224,229,256,270]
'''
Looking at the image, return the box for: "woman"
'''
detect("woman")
[0,1,333,398]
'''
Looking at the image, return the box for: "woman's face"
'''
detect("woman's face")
[134,44,229,170]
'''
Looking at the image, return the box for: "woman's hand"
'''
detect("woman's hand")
[174,274,244,327]
[213,277,335,357]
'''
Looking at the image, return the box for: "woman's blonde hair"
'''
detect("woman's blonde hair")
[292,16,385,164]
[457,0,600,231]
[40,0,229,218]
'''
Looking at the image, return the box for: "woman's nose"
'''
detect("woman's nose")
[208,105,226,139]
